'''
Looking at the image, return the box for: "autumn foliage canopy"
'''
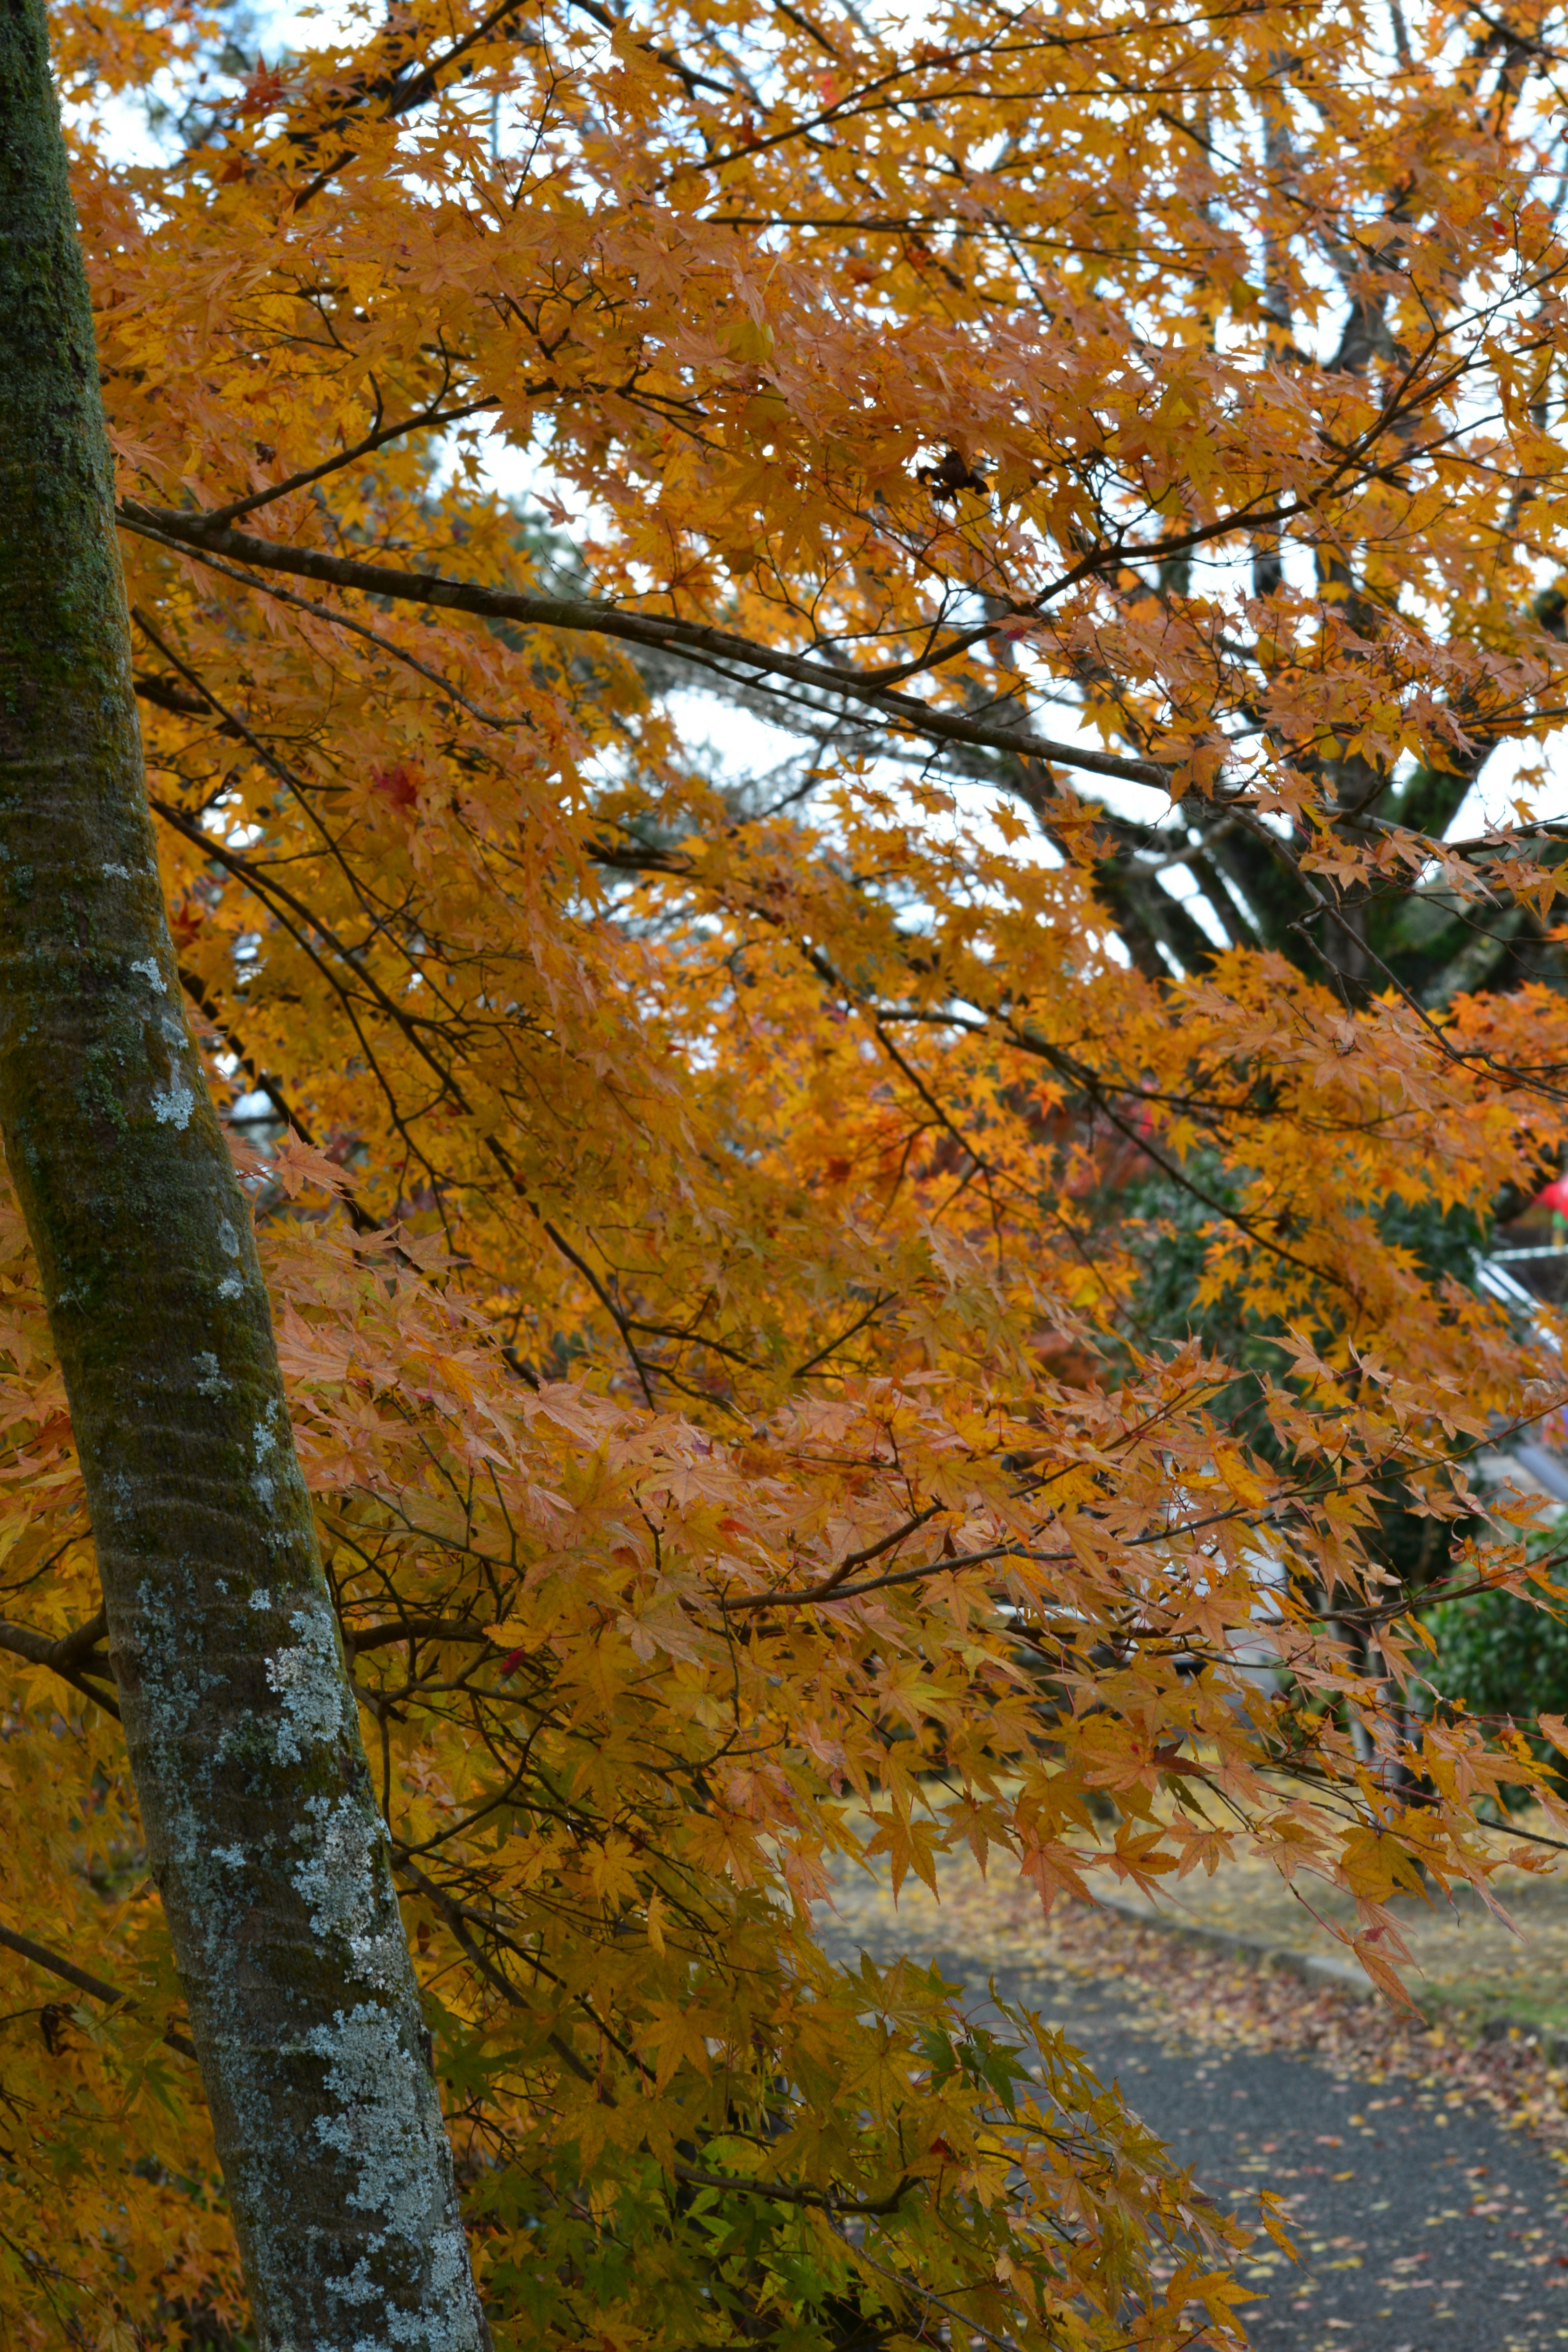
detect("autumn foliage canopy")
[10,0,1568,2341]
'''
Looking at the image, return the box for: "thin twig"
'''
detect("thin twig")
[719,1540,1019,1612]
[129,535,526,731]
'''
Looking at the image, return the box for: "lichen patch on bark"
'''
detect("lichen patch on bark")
[0,6,488,2341]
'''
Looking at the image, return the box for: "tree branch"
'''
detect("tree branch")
[117,503,1166,788]
[671,2161,911,2216]
[0,1920,195,2059]
[346,1615,497,1654]
[719,1540,1018,1611]
[198,396,499,531]
[132,556,525,733]
[176,962,323,1154]
[0,1608,121,1716]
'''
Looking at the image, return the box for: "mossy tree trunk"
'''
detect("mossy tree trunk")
[0,7,487,2345]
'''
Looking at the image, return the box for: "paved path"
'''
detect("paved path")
[819,1916,1568,2352]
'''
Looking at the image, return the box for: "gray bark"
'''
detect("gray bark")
[0,5,487,2343]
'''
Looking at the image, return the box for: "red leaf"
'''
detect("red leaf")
[371,762,421,813]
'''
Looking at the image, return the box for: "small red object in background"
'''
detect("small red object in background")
[1536,1175,1568,1217]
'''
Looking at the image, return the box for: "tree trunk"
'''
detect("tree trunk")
[0,8,487,2345]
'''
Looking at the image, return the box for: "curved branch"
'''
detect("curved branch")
[117,503,1167,788]
[347,1614,497,1654]
[0,1608,121,1717]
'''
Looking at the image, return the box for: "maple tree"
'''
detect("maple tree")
[6,0,1568,2345]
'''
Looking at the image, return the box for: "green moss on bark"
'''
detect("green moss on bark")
[0,7,486,2345]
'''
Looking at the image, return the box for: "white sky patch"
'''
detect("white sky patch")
[1443,734,1565,842]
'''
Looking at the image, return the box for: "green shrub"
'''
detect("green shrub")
[1427,1524,1568,1784]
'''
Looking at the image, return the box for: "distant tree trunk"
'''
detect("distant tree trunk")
[0,8,487,2346]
